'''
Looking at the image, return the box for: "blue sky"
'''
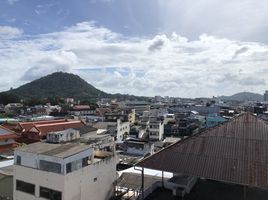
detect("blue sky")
[1,0,268,97]
[0,0,161,36]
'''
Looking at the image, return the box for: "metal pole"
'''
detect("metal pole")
[141,168,144,199]
[162,171,164,188]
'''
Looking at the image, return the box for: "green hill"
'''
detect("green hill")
[0,72,149,105]
[1,72,110,103]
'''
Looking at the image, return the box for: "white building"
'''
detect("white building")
[117,119,130,142]
[148,119,164,141]
[46,129,80,143]
[13,142,117,200]
[124,139,154,156]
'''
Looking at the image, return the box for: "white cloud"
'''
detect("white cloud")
[157,0,268,43]
[0,26,23,39]
[1,22,268,97]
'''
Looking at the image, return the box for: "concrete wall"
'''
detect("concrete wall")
[64,155,117,200]
[15,148,93,175]
[117,119,130,141]
[0,139,15,145]
[149,122,164,141]
[13,165,65,200]
[13,155,117,200]
[0,175,13,199]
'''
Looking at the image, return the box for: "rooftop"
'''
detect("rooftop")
[138,113,268,189]
[19,119,67,132]
[33,121,84,136]
[0,125,18,140]
[145,179,268,200]
[0,165,13,176]
[17,142,91,158]
[117,172,164,191]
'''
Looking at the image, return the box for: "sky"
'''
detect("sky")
[1,0,268,98]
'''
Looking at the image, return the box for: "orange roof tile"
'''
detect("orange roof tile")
[18,119,67,132]
[32,121,84,137]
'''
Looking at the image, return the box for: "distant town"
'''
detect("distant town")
[1,73,268,200]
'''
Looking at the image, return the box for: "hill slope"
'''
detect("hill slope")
[220,92,263,102]
[4,72,109,100]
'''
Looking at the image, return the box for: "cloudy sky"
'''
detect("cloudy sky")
[1,0,268,98]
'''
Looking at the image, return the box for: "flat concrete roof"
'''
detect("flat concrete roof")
[0,165,13,176]
[17,142,91,159]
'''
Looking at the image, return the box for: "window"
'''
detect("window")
[40,186,62,200]
[66,163,72,174]
[94,177,98,182]
[16,180,35,195]
[66,158,88,174]
[39,160,61,174]
[82,157,88,167]
[16,155,21,165]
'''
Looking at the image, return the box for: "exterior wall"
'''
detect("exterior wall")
[63,155,117,200]
[117,119,130,141]
[15,149,93,175]
[47,129,80,143]
[13,165,65,200]
[13,155,117,200]
[70,110,94,116]
[128,109,136,125]
[0,138,15,145]
[126,143,154,156]
[0,176,13,199]
[149,122,164,141]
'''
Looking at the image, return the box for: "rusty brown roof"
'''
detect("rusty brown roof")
[137,113,268,189]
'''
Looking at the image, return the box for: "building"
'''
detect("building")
[148,118,164,141]
[264,90,268,102]
[205,114,226,128]
[13,142,117,200]
[69,105,94,116]
[0,126,18,153]
[46,129,80,143]
[124,138,154,156]
[0,165,13,199]
[125,101,150,115]
[4,103,23,115]
[116,119,130,141]
[137,113,268,199]
[18,120,84,141]
[104,109,136,125]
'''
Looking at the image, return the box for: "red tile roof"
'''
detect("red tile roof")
[72,105,91,110]
[32,121,84,137]
[137,113,268,189]
[0,143,18,153]
[96,108,112,116]
[18,119,67,132]
[0,125,19,140]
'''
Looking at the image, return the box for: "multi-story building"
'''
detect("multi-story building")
[148,118,164,141]
[116,119,130,141]
[69,105,95,116]
[13,142,117,200]
[104,109,136,125]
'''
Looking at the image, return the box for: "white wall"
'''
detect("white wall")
[117,119,130,141]
[13,165,65,200]
[13,155,117,200]
[64,155,118,200]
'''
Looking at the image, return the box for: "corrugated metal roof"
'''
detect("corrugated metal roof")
[137,113,268,189]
